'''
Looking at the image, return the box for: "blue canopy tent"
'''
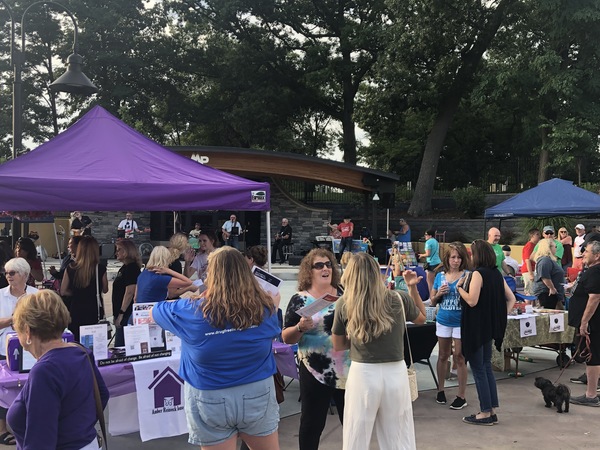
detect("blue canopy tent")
[485,178,600,220]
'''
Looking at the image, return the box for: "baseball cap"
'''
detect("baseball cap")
[543,225,555,234]
[575,224,585,230]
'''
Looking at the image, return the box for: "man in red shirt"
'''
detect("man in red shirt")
[521,228,540,297]
[330,216,354,259]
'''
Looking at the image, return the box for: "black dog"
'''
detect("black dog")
[534,377,570,413]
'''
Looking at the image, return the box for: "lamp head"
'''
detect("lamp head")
[49,52,97,95]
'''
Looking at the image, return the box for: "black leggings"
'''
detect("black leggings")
[298,361,345,450]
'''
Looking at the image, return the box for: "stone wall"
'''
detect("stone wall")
[264,186,332,255]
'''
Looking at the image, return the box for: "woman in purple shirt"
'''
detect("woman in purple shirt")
[7,290,109,449]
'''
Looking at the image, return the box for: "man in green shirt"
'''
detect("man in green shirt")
[487,227,511,275]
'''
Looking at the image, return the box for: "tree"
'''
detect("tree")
[166,0,389,163]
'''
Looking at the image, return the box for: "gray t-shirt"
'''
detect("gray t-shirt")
[533,256,565,300]
[332,290,420,363]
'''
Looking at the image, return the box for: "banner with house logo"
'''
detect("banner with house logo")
[132,355,187,441]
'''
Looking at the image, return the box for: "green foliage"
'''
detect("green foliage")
[452,187,486,218]
[518,217,577,242]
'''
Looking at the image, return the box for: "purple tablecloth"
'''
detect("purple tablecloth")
[273,341,298,379]
[0,342,298,409]
[0,360,136,409]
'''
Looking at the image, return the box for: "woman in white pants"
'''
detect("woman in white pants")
[332,253,426,450]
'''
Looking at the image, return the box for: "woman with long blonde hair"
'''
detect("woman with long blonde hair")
[531,238,565,309]
[152,247,280,450]
[332,252,426,450]
[60,236,108,342]
[135,246,194,303]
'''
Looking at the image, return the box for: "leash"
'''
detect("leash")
[553,333,591,385]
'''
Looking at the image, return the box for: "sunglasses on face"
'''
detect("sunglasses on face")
[544,231,554,235]
[5,271,18,277]
[312,261,333,269]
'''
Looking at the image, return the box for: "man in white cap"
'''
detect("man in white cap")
[573,224,587,270]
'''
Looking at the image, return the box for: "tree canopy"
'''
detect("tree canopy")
[1,0,599,216]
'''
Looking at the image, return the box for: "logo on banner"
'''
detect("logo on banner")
[148,366,185,414]
[251,190,266,202]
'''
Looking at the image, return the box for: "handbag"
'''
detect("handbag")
[273,371,285,404]
[461,271,473,293]
[72,343,108,449]
[398,292,418,401]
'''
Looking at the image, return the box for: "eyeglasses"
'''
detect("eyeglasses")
[312,261,333,269]
[5,271,18,277]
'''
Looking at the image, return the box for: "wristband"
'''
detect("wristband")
[118,310,126,315]
[296,324,303,333]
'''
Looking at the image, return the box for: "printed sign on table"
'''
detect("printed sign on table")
[520,317,537,338]
[549,313,565,333]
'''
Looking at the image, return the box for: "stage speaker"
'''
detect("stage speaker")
[380,192,396,208]
[288,255,303,266]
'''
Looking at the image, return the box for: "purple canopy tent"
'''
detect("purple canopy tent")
[0,105,270,212]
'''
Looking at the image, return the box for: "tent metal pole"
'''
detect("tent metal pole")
[53,222,60,260]
[386,208,390,237]
[266,210,272,273]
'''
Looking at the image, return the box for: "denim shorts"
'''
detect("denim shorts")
[185,376,280,446]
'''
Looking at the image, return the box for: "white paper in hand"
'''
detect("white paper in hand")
[296,293,339,318]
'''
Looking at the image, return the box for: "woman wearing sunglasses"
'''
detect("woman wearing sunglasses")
[558,227,573,271]
[0,257,38,445]
[283,248,349,450]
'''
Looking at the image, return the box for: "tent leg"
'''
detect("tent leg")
[267,211,272,273]
[53,222,60,260]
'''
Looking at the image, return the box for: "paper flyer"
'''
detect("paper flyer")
[165,330,182,355]
[549,313,565,333]
[519,317,537,338]
[79,324,109,360]
[132,303,156,326]
[252,266,283,296]
[124,324,151,356]
[296,293,339,318]
[132,303,165,349]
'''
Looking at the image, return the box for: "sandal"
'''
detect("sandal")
[0,431,16,445]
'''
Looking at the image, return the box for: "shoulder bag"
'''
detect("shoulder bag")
[398,292,418,401]
[72,343,108,449]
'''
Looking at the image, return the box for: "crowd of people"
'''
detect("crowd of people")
[1,215,599,449]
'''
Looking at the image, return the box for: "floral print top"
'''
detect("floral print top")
[284,291,350,389]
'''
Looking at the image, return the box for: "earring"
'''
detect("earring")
[26,338,31,345]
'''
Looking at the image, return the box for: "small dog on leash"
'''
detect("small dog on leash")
[534,377,570,413]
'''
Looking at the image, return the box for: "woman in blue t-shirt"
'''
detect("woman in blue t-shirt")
[135,246,194,303]
[152,247,281,449]
[418,229,442,293]
[430,242,470,410]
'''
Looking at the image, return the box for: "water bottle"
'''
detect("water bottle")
[440,271,447,287]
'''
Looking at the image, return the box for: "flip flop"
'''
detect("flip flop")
[0,431,15,445]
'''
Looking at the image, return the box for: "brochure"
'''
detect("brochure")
[79,324,109,360]
[124,324,151,356]
[296,293,339,318]
[252,266,282,296]
[132,303,165,349]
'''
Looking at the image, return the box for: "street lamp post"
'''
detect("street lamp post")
[1,0,98,159]
[0,1,97,243]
